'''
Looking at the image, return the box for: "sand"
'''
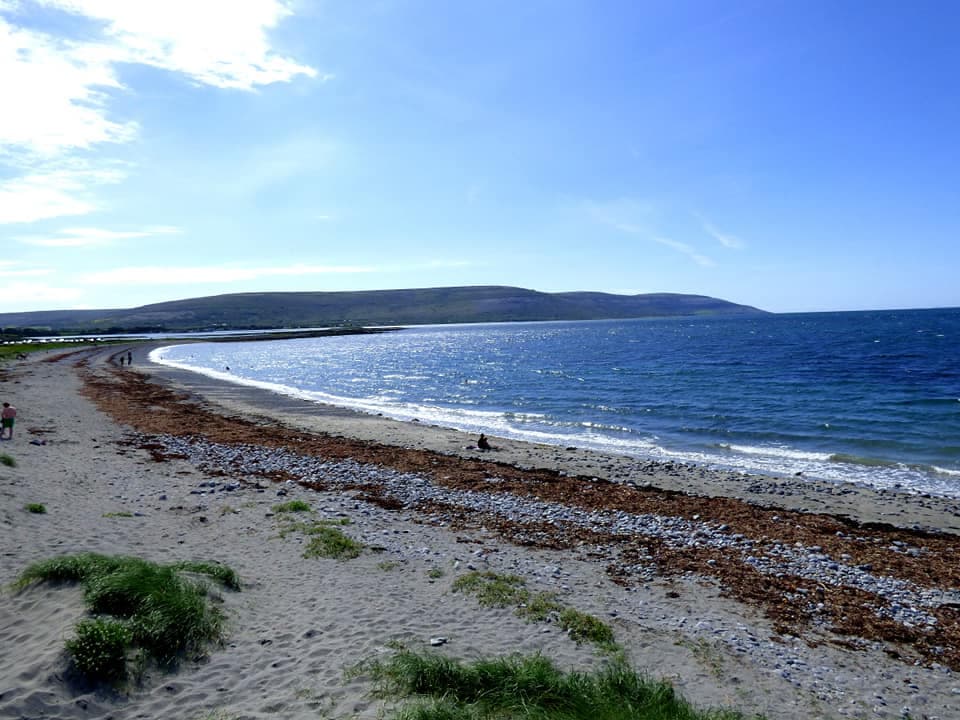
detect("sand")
[1,343,959,720]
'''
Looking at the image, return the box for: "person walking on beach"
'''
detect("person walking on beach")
[127,350,132,365]
[1,402,16,440]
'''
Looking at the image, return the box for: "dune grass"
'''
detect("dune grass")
[25,502,47,513]
[366,649,755,720]
[275,515,362,560]
[1,453,16,467]
[273,499,313,513]
[453,571,616,650]
[14,553,239,682]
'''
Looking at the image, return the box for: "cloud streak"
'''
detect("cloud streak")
[82,263,377,285]
[16,225,181,247]
[588,200,715,267]
[700,218,745,249]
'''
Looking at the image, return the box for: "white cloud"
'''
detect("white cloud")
[82,263,376,285]
[0,267,50,277]
[0,167,124,222]
[0,1,317,223]
[700,219,745,249]
[0,18,136,157]
[0,281,83,304]
[38,0,318,90]
[16,224,181,246]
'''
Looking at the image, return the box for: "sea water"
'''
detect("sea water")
[150,308,960,497]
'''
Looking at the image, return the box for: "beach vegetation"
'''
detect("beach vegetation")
[453,571,616,650]
[273,499,313,513]
[452,571,527,607]
[303,524,363,560]
[14,553,239,681]
[379,560,401,571]
[219,505,239,515]
[66,617,133,681]
[365,648,754,720]
[274,514,362,560]
[1,453,16,467]
[427,568,445,579]
[103,511,134,518]
[25,502,47,513]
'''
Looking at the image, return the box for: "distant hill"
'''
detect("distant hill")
[0,286,768,333]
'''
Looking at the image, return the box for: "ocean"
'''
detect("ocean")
[150,308,960,497]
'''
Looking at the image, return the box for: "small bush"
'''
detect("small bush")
[25,503,47,514]
[1,454,16,468]
[66,618,132,681]
[427,568,445,579]
[273,500,312,513]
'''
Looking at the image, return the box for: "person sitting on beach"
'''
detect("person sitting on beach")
[477,433,492,450]
[1,402,16,440]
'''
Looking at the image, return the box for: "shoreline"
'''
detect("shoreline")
[2,344,960,719]
[137,343,960,534]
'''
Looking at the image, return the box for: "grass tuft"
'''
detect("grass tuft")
[25,502,47,514]
[14,553,239,681]
[452,571,528,607]
[273,499,312,513]
[1,453,16,467]
[454,571,617,651]
[367,649,754,720]
[303,525,363,560]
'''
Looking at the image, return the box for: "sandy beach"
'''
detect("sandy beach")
[2,343,960,720]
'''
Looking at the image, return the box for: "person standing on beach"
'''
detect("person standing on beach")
[1,402,16,440]
[127,350,132,365]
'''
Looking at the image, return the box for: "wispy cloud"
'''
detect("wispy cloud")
[0,281,83,304]
[0,266,51,278]
[82,263,376,285]
[699,217,745,249]
[0,1,318,224]
[652,236,714,267]
[0,167,126,223]
[16,225,181,247]
[588,199,714,267]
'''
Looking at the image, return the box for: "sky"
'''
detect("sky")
[1,0,958,315]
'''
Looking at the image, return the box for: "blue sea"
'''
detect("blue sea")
[149,309,960,498]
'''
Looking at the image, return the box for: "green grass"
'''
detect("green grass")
[427,568,445,579]
[303,525,363,560]
[103,511,134,518]
[14,553,240,681]
[25,502,47,514]
[274,515,361,560]
[0,341,82,361]
[365,649,754,720]
[1,454,16,468]
[273,499,312,513]
[452,571,528,607]
[453,572,617,650]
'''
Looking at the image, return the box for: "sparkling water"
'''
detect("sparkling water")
[151,308,960,497]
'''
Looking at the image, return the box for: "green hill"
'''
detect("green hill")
[0,286,767,333]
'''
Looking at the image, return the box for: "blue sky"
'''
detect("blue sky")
[1,1,957,314]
